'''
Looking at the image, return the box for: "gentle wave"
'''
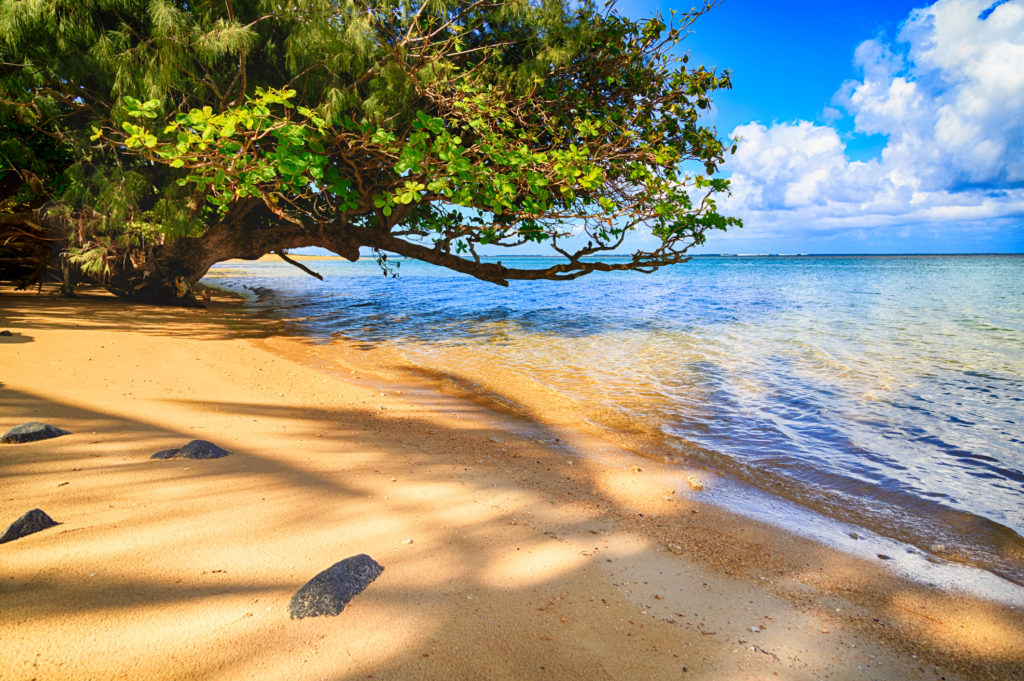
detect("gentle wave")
[208,254,1024,584]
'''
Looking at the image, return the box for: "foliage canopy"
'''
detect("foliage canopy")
[0,0,739,303]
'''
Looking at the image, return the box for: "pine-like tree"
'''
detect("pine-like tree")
[1,0,739,305]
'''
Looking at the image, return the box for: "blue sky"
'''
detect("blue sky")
[616,0,1024,253]
[619,0,924,154]
[315,0,1022,259]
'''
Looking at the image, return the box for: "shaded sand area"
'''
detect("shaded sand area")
[1,286,1022,681]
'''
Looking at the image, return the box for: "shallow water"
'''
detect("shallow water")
[207,254,1024,585]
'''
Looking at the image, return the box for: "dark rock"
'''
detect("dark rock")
[289,554,384,619]
[1,422,71,444]
[0,509,59,544]
[179,440,230,459]
[0,330,12,336]
[150,439,230,460]
[877,554,892,560]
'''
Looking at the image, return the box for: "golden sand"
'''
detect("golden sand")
[1,286,1021,680]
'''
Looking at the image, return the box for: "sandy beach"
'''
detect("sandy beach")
[1,285,1022,681]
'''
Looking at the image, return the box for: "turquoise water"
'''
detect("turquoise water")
[208,254,1024,584]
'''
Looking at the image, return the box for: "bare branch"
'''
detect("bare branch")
[275,250,324,280]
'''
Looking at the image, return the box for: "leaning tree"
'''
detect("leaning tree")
[0,0,739,305]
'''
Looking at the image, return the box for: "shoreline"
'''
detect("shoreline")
[215,265,1024,594]
[2,285,1023,680]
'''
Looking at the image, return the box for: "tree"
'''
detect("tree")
[0,0,739,305]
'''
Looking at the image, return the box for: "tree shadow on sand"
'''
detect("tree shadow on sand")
[2,378,1023,681]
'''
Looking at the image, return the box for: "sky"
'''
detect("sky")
[617,0,1024,253]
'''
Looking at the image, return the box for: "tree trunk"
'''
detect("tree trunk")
[104,208,362,307]
[0,213,60,291]
[59,251,75,297]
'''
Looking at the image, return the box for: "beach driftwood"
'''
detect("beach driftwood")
[1,422,71,444]
[0,509,59,544]
[151,439,230,460]
[289,554,384,619]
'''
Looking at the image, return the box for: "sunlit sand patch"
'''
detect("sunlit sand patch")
[2,579,292,680]
[480,537,592,588]
[591,466,708,515]
[887,592,1024,660]
[227,606,439,681]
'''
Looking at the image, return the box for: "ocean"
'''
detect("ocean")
[206,253,1024,591]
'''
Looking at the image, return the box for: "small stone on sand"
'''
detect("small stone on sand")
[0,509,59,544]
[1,422,71,444]
[151,439,230,460]
[289,554,384,619]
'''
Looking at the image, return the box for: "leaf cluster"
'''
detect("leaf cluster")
[2,0,741,287]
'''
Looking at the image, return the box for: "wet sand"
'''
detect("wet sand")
[1,285,1022,681]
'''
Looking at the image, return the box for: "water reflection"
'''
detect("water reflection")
[208,254,1024,583]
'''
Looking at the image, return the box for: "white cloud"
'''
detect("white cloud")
[722,0,1024,244]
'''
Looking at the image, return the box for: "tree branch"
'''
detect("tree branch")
[274,250,323,280]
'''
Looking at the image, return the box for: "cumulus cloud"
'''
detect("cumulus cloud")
[722,0,1024,246]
